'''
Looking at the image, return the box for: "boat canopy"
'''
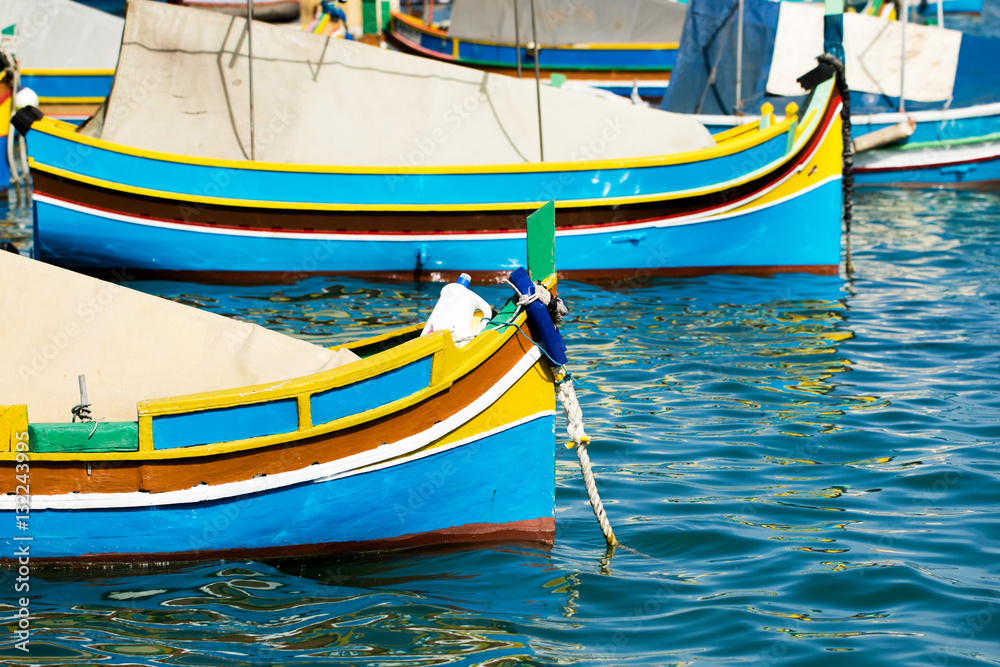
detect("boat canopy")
[84,0,713,166]
[662,0,1000,115]
[0,0,122,70]
[0,251,359,422]
[447,0,688,46]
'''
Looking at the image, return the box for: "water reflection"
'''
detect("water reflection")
[0,546,573,665]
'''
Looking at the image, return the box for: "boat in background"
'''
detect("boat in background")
[0,0,122,124]
[23,0,846,282]
[663,0,1000,188]
[389,0,686,101]
[173,0,301,22]
[0,203,563,564]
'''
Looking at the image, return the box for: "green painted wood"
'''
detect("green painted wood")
[29,422,140,453]
[527,201,556,281]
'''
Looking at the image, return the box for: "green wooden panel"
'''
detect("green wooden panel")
[527,201,556,281]
[29,422,139,453]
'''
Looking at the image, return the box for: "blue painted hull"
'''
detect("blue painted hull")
[4,416,555,561]
[389,14,675,99]
[33,178,843,275]
[853,151,1000,187]
[704,107,1000,188]
[21,73,113,104]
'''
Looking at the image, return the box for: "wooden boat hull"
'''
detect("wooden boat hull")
[702,103,1000,189]
[1,296,558,562]
[389,12,675,100]
[27,78,846,280]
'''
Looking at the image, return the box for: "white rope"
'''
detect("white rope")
[556,371,617,549]
[504,278,551,308]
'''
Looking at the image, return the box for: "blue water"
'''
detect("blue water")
[2,187,999,665]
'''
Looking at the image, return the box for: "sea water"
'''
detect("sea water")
[1,187,998,666]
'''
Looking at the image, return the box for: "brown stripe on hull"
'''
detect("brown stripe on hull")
[32,170,749,234]
[25,329,537,496]
[9,517,555,567]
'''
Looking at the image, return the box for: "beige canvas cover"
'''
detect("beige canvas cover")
[0,251,359,422]
[93,0,713,166]
[447,0,688,46]
[766,2,961,103]
[0,0,123,71]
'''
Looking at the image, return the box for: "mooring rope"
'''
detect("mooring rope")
[483,284,617,550]
[817,53,854,275]
[555,370,617,549]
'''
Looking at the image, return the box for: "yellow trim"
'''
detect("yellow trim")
[21,68,115,76]
[452,37,459,59]
[1,405,29,454]
[297,394,313,430]
[391,11,678,50]
[137,334,446,417]
[0,406,12,453]
[138,415,154,452]
[38,96,107,104]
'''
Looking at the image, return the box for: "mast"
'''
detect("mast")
[529,0,544,161]
[899,0,907,113]
[514,0,522,78]
[735,0,744,114]
[247,0,256,161]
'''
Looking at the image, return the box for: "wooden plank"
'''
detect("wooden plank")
[29,422,139,453]
[527,201,556,281]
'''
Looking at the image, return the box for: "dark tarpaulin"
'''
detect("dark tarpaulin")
[660,0,782,115]
[951,34,1000,109]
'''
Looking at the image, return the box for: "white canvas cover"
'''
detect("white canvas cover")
[447,0,688,46]
[0,251,359,422]
[766,2,961,103]
[0,0,123,70]
[94,0,713,166]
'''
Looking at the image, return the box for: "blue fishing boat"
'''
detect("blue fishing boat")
[0,0,121,123]
[389,0,687,101]
[20,0,847,281]
[663,0,1000,188]
[0,203,572,564]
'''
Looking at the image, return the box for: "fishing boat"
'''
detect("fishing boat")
[663,0,1000,188]
[0,0,122,123]
[0,203,569,564]
[173,0,302,22]
[23,0,846,281]
[388,0,687,101]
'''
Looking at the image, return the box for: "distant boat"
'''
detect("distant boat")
[389,0,687,101]
[663,0,1000,188]
[172,0,301,22]
[0,203,563,564]
[0,0,121,122]
[23,0,846,281]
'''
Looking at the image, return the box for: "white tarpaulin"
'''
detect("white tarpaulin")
[766,2,961,103]
[94,0,713,166]
[448,0,688,46]
[0,251,359,422]
[0,0,123,70]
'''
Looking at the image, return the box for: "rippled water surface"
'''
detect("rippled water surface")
[2,187,999,666]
